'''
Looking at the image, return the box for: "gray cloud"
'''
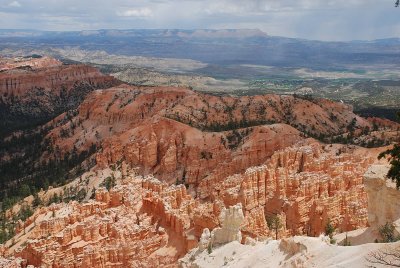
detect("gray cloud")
[8,1,21,7]
[0,0,397,40]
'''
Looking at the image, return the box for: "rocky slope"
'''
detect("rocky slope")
[0,139,385,267]
[0,170,213,267]
[0,56,120,212]
[0,56,119,135]
[0,58,398,267]
[0,147,378,268]
[45,84,377,186]
[0,56,61,71]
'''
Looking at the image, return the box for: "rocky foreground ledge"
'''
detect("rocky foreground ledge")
[180,235,400,268]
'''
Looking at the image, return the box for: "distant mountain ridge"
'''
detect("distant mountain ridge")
[1,29,400,70]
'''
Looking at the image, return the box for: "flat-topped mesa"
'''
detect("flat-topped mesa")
[0,56,62,72]
[0,56,120,134]
[200,142,373,238]
[0,64,116,96]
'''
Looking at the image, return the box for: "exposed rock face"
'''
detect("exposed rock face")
[0,64,116,97]
[212,204,244,245]
[200,142,373,237]
[4,176,189,267]
[0,63,391,267]
[95,118,302,186]
[2,173,231,267]
[0,56,119,134]
[0,56,62,72]
[2,141,376,267]
[364,164,400,228]
[45,84,375,188]
[198,204,245,251]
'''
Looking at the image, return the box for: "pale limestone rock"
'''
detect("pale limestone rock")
[211,204,244,246]
[245,236,257,246]
[198,228,211,251]
[364,165,400,229]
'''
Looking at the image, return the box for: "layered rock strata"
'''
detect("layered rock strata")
[45,83,375,188]
[1,141,375,267]
[0,56,62,72]
[200,143,373,237]
[0,56,119,133]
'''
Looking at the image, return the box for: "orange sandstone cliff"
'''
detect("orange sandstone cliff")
[0,141,378,267]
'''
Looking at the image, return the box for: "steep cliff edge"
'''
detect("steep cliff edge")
[331,163,400,245]
[0,56,119,135]
[45,84,383,188]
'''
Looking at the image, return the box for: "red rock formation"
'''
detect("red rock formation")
[5,179,168,267]
[0,63,388,267]
[201,142,373,238]
[367,117,400,130]
[0,56,119,137]
[0,56,62,72]
[0,63,116,97]
[0,175,216,267]
[43,84,375,189]
[95,118,302,186]
[1,141,376,267]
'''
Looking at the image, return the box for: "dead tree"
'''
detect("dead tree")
[366,246,400,267]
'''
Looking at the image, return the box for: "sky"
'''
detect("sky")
[0,0,399,41]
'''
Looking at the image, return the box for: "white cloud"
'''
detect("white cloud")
[116,7,153,17]
[0,0,395,40]
[8,1,21,7]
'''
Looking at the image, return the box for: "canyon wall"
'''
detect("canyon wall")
[0,56,119,134]
[45,84,376,187]
[199,143,373,237]
[0,62,116,98]
[2,141,376,267]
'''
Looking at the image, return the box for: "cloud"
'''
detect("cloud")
[116,7,153,17]
[8,1,21,7]
[0,0,397,41]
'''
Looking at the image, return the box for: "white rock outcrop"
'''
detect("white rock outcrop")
[179,204,245,268]
[212,204,244,246]
[364,165,400,229]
